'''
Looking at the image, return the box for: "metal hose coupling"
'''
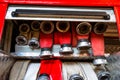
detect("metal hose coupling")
[76,22,92,35]
[93,58,108,66]
[31,21,40,31]
[59,44,73,54]
[56,21,70,33]
[37,74,50,80]
[77,39,91,50]
[28,38,39,49]
[93,22,108,34]
[94,57,111,80]
[16,33,28,45]
[40,21,54,34]
[69,74,84,80]
[97,71,111,80]
[28,31,40,49]
[19,23,30,33]
[40,48,52,58]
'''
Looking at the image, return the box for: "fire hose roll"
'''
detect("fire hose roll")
[19,23,30,33]
[56,21,70,33]
[93,22,108,34]
[40,21,54,34]
[31,21,40,31]
[76,22,92,35]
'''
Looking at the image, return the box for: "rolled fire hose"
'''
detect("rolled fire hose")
[19,23,30,33]
[31,21,40,31]
[93,22,108,34]
[56,21,73,54]
[0,52,15,80]
[28,31,40,49]
[56,21,70,33]
[76,22,92,35]
[62,62,98,80]
[76,22,92,50]
[16,23,30,45]
[24,63,40,80]
[40,21,54,34]
[9,60,30,80]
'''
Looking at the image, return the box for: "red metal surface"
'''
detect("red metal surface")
[114,7,120,38]
[90,33,104,56]
[39,60,62,80]
[1,0,120,6]
[0,3,8,42]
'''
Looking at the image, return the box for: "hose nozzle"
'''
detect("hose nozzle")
[76,22,92,35]
[40,21,54,34]
[94,22,108,34]
[56,21,70,33]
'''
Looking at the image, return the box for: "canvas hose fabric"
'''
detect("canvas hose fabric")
[9,60,30,80]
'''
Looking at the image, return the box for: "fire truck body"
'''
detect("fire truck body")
[0,0,120,80]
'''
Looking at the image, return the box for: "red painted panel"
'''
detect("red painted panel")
[114,7,120,38]
[0,3,8,42]
[110,0,120,6]
[90,33,104,56]
[1,0,116,6]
